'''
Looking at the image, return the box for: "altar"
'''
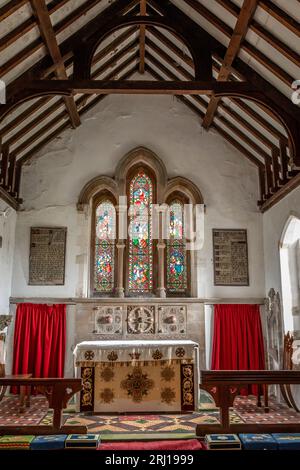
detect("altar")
[74,340,199,413]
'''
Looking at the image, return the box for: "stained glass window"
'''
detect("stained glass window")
[166,200,187,293]
[128,170,153,293]
[94,200,116,294]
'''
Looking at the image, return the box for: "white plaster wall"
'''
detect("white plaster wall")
[12,91,265,299]
[0,201,16,312]
[263,188,300,296]
[263,186,300,332]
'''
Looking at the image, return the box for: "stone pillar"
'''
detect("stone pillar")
[116,242,125,297]
[157,241,166,298]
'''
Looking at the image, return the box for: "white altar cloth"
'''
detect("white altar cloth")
[74,340,199,413]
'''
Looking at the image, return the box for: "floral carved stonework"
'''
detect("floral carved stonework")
[121,367,154,403]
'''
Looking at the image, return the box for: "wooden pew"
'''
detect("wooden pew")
[0,377,87,435]
[197,370,300,436]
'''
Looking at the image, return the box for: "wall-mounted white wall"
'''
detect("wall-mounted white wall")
[0,201,16,312]
[12,92,265,299]
[263,186,300,333]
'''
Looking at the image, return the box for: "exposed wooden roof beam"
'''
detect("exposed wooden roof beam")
[0,186,19,210]
[29,0,81,129]
[0,0,27,21]
[11,79,260,96]
[146,37,276,152]
[216,0,300,66]
[17,63,138,166]
[147,27,287,143]
[0,0,71,53]
[1,28,138,140]
[258,0,300,38]
[145,63,263,170]
[10,48,139,159]
[182,0,294,87]
[0,0,101,79]
[139,0,147,73]
[12,49,139,161]
[146,50,267,166]
[202,0,259,130]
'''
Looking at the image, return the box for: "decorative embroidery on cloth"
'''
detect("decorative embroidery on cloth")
[121,367,154,403]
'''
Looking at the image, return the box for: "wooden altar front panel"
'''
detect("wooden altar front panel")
[74,340,199,413]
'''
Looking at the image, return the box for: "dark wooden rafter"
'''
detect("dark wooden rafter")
[0,0,299,212]
[144,54,263,168]
[5,41,139,149]
[0,0,103,79]
[17,63,139,166]
[4,80,268,98]
[139,0,147,73]
[216,0,300,66]
[181,0,295,87]
[29,0,80,128]
[147,26,288,144]
[0,0,27,21]
[1,27,138,140]
[1,0,138,84]
[9,52,140,159]
[258,0,300,38]
[145,37,275,155]
[145,64,266,201]
[202,0,259,130]
[0,0,71,54]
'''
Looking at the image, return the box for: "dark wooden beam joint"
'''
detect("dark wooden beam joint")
[73,14,213,82]
[29,0,81,128]
[202,0,259,129]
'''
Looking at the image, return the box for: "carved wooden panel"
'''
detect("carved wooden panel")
[126,305,155,334]
[158,305,186,334]
[213,229,249,286]
[29,227,67,285]
[93,307,123,335]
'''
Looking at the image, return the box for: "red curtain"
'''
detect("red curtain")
[211,304,265,393]
[12,303,66,378]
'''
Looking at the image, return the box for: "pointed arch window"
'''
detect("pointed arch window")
[166,198,188,294]
[128,169,154,294]
[92,198,116,295]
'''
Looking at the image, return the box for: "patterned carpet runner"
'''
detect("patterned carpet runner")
[0,395,299,440]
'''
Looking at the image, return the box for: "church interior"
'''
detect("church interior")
[0,0,300,454]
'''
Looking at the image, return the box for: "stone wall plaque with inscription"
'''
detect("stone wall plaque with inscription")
[213,229,249,286]
[29,227,67,285]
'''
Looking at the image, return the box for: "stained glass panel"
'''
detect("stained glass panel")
[167,201,187,293]
[94,201,115,293]
[128,170,153,293]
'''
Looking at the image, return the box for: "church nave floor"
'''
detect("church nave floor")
[0,395,300,440]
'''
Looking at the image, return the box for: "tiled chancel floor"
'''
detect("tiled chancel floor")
[0,395,299,432]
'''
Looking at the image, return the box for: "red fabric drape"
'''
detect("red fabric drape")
[211,304,265,394]
[12,303,66,379]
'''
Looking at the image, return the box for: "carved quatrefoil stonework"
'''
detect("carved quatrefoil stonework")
[158,306,187,335]
[127,306,155,334]
[93,306,123,335]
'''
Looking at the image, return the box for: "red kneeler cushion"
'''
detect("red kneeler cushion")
[98,439,205,451]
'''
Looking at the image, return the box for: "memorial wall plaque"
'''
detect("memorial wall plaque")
[29,227,67,285]
[213,229,249,286]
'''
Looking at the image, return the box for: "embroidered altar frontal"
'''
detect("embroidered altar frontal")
[74,340,199,413]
